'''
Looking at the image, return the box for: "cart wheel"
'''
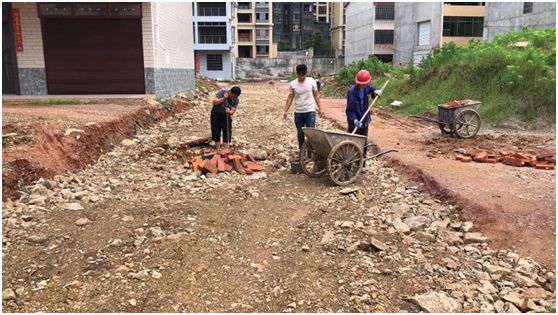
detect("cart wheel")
[299,141,326,178]
[453,109,481,139]
[326,140,364,186]
[438,123,452,134]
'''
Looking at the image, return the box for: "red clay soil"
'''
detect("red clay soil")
[317,96,556,268]
[2,101,193,201]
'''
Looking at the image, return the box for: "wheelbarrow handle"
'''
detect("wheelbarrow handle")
[364,149,398,161]
[351,80,390,134]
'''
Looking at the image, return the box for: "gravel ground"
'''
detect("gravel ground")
[2,82,555,312]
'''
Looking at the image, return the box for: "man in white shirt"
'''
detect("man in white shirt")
[283,64,322,149]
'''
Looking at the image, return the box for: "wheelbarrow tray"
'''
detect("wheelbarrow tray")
[437,100,481,127]
[302,127,367,159]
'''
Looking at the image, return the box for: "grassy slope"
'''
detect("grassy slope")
[323,28,556,129]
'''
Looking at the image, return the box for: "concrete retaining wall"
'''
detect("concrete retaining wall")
[235,57,344,80]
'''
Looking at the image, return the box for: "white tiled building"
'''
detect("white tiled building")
[192,2,235,80]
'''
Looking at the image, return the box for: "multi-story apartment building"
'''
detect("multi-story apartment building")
[394,2,486,65]
[345,2,395,64]
[272,2,330,52]
[329,2,346,58]
[193,2,235,80]
[272,3,315,50]
[314,2,329,23]
[234,2,276,58]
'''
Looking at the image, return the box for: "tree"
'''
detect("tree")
[278,40,292,51]
[303,31,332,56]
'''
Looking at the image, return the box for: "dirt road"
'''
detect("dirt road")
[2,82,555,312]
[317,95,556,268]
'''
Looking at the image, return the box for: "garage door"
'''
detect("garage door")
[42,18,145,94]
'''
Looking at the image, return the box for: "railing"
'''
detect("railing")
[198,34,227,44]
[255,2,269,8]
[197,6,226,17]
[238,34,252,42]
[256,19,269,24]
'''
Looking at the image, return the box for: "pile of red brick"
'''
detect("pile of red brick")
[441,100,465,108]
[456,151,555,170]
[188,148,265,175]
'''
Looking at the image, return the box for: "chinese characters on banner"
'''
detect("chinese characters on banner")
[12,8,23,52]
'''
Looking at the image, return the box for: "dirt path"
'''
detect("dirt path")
[317,95,556,268]
[2,83,555,312]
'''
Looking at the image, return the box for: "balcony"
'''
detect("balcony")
[238,31,252,42]
[238,13,252,23]
[197,3,226,17]
[255,2,269,8]
[198,34,227,44]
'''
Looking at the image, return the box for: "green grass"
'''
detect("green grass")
[329,28,556,128]
[25,100,80,106]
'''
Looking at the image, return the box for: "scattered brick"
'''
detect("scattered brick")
[535,164,555,170]
[217,158,227,172]
[216,148,232,156]
[473,151,488,162]
[204,159,218,174]
[483,158,498,163]
[460,156,472,162]
[232,158,245,174]
[502,157,525,167]
[247,163,264,171]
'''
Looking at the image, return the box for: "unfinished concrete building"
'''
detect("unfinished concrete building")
[344,2,395,64]
[483,2,556,40]
[394,2,485,65]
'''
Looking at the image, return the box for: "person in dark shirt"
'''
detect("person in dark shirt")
[346,70,382,155]
[211,86,241,150]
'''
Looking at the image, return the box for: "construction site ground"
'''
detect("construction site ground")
[1,81,556,312]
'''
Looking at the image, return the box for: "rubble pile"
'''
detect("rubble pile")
[440,99,479,108]
[188,148,266,175]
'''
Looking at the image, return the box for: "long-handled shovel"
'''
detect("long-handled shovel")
[351,79,390,134]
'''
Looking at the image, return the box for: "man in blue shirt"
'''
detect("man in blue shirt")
[346,70,382,155]
[211,86,241,150]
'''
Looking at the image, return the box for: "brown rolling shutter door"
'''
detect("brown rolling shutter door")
[42,18,145,94]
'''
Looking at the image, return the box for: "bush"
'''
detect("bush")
[330,28,556,127]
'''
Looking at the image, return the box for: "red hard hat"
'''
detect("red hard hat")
[355,70,371,85]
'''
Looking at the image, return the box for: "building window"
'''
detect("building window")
[256,12,269,23]
[238,29,252,42]
[418,21,431,46]
[197,2,226,17]
[198,22,227,44]
[207,54,223,71]
[238,46,252,58]
[256,45,269,56]
[443,16,484,37]
[237,2,250,10]
[238,13,251,23]
[375,3,394,20]
[256,28,269,40]
[523,2,533,14]
[375,30,394,44]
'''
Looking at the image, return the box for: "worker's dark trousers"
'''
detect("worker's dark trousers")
[211,113,232,143]
[295,111,316,149]
[348,124,369,157]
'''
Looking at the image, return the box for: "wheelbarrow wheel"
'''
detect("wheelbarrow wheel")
[453,109,481,139]
[299,141,326,178]
[326,140,364,186]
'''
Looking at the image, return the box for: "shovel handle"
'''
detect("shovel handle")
[351,80,390,134]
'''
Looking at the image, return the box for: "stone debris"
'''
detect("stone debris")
[1,82,555,313]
